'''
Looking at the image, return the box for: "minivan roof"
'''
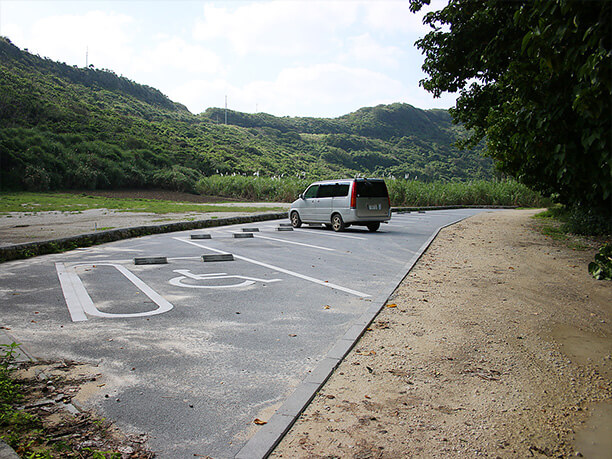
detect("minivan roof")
[311,178,385,184]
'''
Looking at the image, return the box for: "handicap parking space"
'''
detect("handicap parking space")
[0,208,498,458]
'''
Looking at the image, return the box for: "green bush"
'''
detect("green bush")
[589,243,612,280]
[386,179,546,207]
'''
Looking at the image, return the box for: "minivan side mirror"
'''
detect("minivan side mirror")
[299,193,304,199]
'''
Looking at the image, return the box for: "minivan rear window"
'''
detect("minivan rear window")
[356,180,388,198]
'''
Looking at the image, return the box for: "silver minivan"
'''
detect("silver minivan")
[289,178,391,232]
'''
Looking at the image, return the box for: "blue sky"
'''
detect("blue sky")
[0,0,455,117]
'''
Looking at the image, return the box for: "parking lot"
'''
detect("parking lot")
[0,209,496,458]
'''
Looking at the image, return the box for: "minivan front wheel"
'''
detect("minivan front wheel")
[331,213,345,232]
[290,211,302,228]
[367,222,380,232]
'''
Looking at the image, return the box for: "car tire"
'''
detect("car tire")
[367,222,380,232]
[290,211,302,228]
[331,213,345,232]
[324,224,333,230]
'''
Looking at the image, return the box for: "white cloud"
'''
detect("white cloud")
[343,33,403,68]
[172,63,407,117]
[193,1,357,56]
[132,37,223,76]
[1,23,25,46]
[24,11,135,70]
[362,0,447,35]
[168,78,234,114]
[2,0,455,116]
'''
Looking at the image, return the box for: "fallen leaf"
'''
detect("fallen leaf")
[386,303,397,308]
[289,334,297,337]
[323,305,330,309]
[253,418,267,425]
[356,350,376,356]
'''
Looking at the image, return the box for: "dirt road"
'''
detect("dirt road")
[271,209,611,458]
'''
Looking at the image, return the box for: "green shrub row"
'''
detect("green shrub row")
[195,176,547,207]
[386,179,548,207]
[196,176,310,202]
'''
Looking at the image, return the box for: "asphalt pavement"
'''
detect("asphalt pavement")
[0,209,498,458]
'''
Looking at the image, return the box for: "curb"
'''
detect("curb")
[0,212,287,263]
[235,211,482,458]
[0,206,516,264]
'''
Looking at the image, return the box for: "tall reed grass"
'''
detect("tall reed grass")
[195,176,548,207]
[386,179,548,207]
[196,176,310,202]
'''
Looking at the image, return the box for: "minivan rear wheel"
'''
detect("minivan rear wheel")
[367,222,380,232]
[290,211,302,228]
[331,213,345,232]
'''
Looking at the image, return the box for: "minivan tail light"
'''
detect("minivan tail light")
[350,182,357,208]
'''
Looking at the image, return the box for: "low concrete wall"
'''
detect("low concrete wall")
[0,212,287,263]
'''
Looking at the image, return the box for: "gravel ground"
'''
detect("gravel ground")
[0,205,288,247]
[0,189,288,247]
[271,209,611,458]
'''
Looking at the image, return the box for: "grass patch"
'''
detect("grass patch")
[533,206,609,253]
[0,344,153,458]
[534,205,612,237]
[0,192,286,214]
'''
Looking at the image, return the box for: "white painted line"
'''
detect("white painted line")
[292,228,366,240]
[253,234,335,251]
[56,263,90,322]
[173,237,370,298]
[56,263,174,321]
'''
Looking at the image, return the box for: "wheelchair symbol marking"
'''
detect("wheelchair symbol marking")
[169,269,282,289]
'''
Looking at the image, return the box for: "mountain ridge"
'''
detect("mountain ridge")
[0,37,494,193]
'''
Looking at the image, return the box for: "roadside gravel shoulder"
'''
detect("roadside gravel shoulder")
[0,205,288,247]
[271,209,611,458]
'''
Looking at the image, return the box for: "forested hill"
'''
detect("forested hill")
[203,104,454,143]
[0,37,494,193]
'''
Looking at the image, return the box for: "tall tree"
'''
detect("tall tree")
[410,0,611,218]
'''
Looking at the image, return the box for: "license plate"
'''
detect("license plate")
[368,204,380,210]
